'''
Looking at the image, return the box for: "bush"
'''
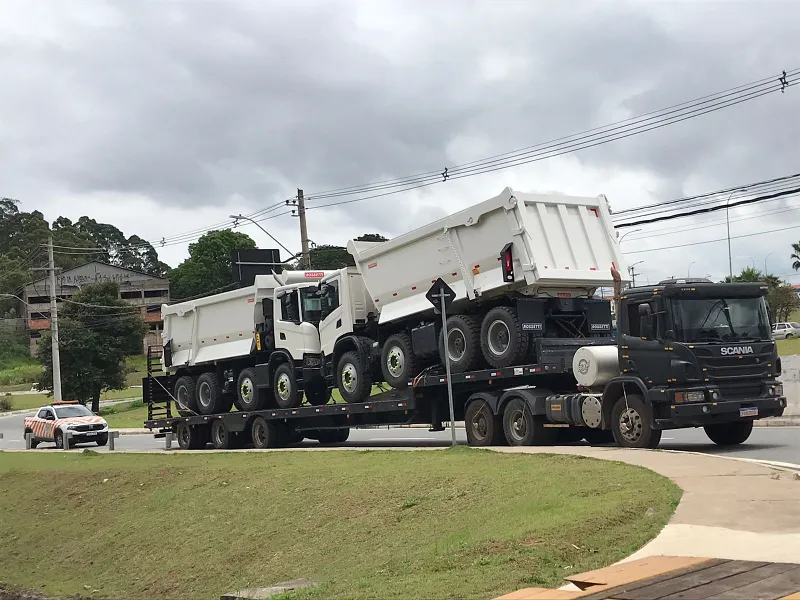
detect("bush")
[0,394,13,412]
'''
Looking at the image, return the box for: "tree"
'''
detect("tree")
[168,229,256,299]
[36,281,146,412]
[722,267,782,289]
[767,284,800,323]
[791,242,800,271]
[301,233,388,270]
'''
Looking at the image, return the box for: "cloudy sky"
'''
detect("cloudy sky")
[2,0,799,284]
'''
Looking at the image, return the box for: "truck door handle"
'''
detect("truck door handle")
[336,319,342,328]
[280,333,286,340]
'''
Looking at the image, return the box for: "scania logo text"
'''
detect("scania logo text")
[720,346,754,356]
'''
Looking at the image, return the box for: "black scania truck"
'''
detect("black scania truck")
[143,276,786,450]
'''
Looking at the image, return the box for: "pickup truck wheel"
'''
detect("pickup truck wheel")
[439,315,482,373]
[611,394,662,449]
[196,373,224,415]
[381,333,418,387]
[480,306,530,368]
[274,363,301,409]
[704,420,753,446]
[174,376,198,416]
[236,368,265,411]
[501,398,558,446]
[54,430,72,450]
[337,351,372,403]
[465,400,504,446]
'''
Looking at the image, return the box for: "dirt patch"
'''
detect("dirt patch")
[0,584,91,600]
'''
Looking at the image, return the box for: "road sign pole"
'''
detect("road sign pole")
[438,290,457,446]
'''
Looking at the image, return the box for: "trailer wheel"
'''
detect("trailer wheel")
[251,417,279,449]
[304,377,330,406]
[439,314,482,373]
[337,351,372,403]
[210,419,235,450]
[465,400,504,446]
[195,373,226,415]
[611,394,662,449]
[501,398,558,446]
[381,333,419,388]
[704,420,753,446]
[177,421,205,450]
[174,376,198,416]
[480,306,530,368]
[235,368,265,412]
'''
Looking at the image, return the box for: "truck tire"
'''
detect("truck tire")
[251,417,279,449]
[211,419,235,450]
[610,394,662,449]
[439,314,482,373]
[218,392,235,414]
[501,398,558,446]
[236,368,265,412]
[381,333,418,388]
[304,377,330,406]
[274,363,301,409]
[704,420,753,446]
[337,351,372,403]
[480,306,530,368]
[196,373,225,415]
[465,400,504,446]
[174,376,198,416]
[177,421,206,450]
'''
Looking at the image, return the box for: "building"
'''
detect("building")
[22,261,169,356]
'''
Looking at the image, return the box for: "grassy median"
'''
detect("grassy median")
[0,448,680,600]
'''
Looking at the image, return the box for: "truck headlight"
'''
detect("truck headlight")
[674,390,705,403]
[770,383,783,396]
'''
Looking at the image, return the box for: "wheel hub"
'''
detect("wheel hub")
[447,329,467,361]
[510,409,526,440]
[619,407,643,443]
[240,378,253,402]
[487,320,510,356]
[387,347,405,378]
[277,374,290,401]
[342,363,358,393]
[472,413,488,440]
[199,382,211,407]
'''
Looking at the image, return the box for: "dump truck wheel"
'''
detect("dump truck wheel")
[704,420,753,446]
[381,333,418,388]
[439,314,482,373]
[611,394,662,449]
[480,306,530,368]
[235,368,265,412]
[274,363,301,409]
[304,377,330,406]
[465,400,504,446]
[196,373,225,415]
[337,351,372,403]
[174,376,198,416]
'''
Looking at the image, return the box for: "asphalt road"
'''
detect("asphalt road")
[1,409,797,464]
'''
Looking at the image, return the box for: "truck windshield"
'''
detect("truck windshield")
[670,297,770,343]
[300,287,322,323]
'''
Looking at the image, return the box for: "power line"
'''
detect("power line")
[627,222,800,254]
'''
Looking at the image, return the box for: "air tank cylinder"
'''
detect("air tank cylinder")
[572,345,619,388]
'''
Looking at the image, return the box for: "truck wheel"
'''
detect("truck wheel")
[501,398,558,446]
[174,376,198,416]
[177,421,206,450]
[465,400,504,446]
[251,417,279,449]
[704,420,753,446]
[337,351,372,403]
[274,363,301,409]
[236,368,265,412]
[381,333,418,388]
[196,373,225,415]
[304,377,330,406]
[439,314,482,373]
[210,420,235,450]
[611,394,662,449]
[480,306,530,368]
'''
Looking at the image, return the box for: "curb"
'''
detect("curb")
[116,428,150,436]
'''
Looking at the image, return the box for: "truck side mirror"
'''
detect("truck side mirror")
[639,303,653,339]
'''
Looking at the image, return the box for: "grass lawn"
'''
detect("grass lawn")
[0,357,42,388]
[777,337,800,356]
[0,449,680,600]
[101,401,149,429]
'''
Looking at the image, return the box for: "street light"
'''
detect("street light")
[687,261,696,278]
[725,191,736,281]
[617,228,642,244]
[229,214,297,259]
[765,252,773,275]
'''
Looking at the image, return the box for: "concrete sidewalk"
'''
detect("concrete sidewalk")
[492,446,800,564]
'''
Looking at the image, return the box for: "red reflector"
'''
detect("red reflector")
[411,286,416,290]
[451,272,457,276]
[392,292,397,296]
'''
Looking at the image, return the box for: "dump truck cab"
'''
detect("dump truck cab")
[615,278,786,438]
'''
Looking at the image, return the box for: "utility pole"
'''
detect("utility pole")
[628,261,643,287]
[296,188,310,269]
[47,236,62,402]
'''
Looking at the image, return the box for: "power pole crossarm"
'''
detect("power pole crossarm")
[297,188,311,269]
[47,235,62,402]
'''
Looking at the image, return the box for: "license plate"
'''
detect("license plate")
[85,431,97,436]
[739,407,758,417]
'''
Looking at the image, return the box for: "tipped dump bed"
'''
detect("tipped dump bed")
[347,187,628,324]
[161,270,333,370]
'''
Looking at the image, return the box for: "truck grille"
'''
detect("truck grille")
[693,346,771,399]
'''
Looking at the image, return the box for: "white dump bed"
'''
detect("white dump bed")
[162,270,332,370]
[347,187,628,324]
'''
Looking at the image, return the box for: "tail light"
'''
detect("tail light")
[501,243,514,282]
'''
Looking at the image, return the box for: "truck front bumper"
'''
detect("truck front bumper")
[654,396,786,429]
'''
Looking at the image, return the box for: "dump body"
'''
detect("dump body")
[347,187,628,324]
[162,270,332,371]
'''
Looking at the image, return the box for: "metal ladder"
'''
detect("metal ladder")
[145,345,172,421]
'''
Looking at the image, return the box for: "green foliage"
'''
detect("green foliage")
[35,281,146,411]
[791,241,800,271]
[0,395,12,411]
[301,233,388,270]
[0,327,30,363]
[722,266,782,288]
[768,284,800,322]
[168,229,256,299]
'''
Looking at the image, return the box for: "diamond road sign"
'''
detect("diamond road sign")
[426,277,455,313]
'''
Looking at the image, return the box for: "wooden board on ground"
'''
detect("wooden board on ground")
[494,556,800,600]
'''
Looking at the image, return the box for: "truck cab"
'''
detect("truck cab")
[614,279,786,443]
